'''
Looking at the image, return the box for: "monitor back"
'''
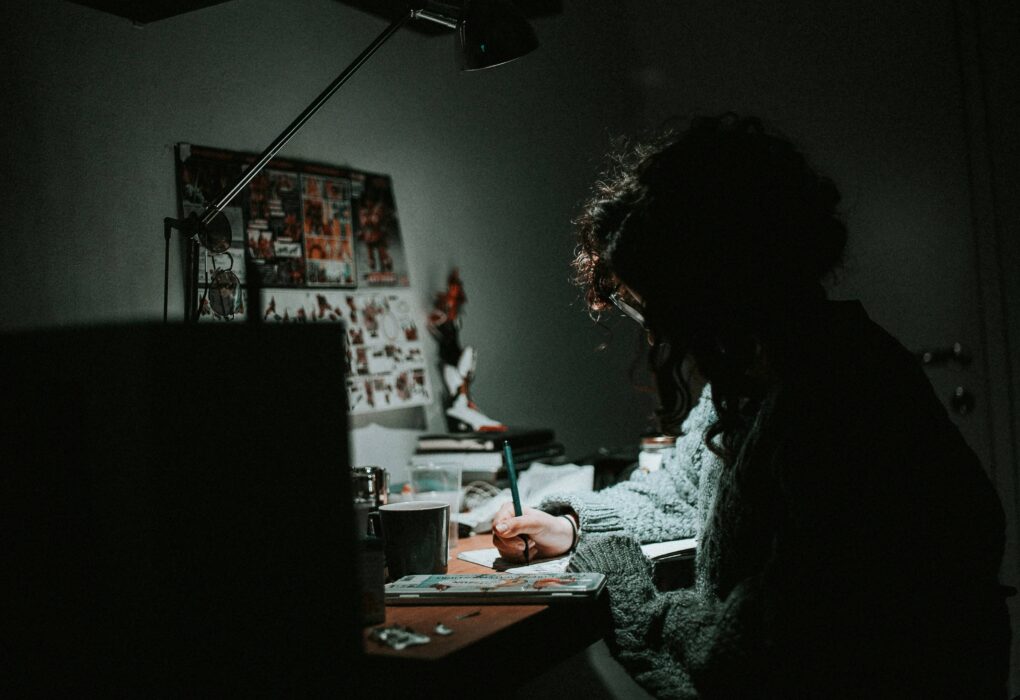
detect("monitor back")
[1,323,359,694]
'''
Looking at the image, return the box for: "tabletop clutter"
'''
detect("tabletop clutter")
[409,427,566,485]
[352,435,596,637]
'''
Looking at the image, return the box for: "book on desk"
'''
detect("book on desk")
[385,571,607,604]
[416,427,556,452]
[413,428,564,484]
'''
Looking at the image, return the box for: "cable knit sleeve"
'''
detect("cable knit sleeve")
[563,308,1011,698]
[561,392,803,699]
[540,387,721,543]
[568,534,723,700]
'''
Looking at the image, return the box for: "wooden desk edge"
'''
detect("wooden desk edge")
[363,534,610,668]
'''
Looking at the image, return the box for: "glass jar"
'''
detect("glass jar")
[638,434,677,474]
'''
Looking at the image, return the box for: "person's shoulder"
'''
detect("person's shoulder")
[820,299,919,376]
[784,299,935,419]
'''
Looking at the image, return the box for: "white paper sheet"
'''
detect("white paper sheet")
[458,538,698,574]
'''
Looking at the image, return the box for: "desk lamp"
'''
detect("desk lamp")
[162,0,538,322]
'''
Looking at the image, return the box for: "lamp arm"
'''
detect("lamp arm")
[163,4,462,322]
[198,8,415,227]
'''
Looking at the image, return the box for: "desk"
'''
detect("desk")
[361,534,611,697]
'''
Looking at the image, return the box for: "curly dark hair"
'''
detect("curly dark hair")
[573,114,847,461]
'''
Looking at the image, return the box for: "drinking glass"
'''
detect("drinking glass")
[410,463,462,557]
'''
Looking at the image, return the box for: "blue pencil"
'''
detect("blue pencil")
[503,440,530,563]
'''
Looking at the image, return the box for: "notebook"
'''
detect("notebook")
[457,538,698,574]
[384,572,606,604]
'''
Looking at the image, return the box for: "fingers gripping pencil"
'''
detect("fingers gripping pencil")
[503,440,530,563]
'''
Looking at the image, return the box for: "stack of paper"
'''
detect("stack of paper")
[413,428,564,484]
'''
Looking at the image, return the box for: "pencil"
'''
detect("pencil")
[503,440,530,563]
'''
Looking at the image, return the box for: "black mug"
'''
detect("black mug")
[371,501,449,580]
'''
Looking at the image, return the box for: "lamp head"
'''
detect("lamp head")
[413,1,538,70]
[458,0,539,70]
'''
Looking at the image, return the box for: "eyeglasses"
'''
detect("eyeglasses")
[609,288,646,327]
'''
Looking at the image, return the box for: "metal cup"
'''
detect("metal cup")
[352,466,389,509]
[352,466,389,537]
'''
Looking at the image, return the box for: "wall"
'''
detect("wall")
[628,0,994,455]
[7,0,1005,474]
[0,0,657,460]
[962,0,1020,692]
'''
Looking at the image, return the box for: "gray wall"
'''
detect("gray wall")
[3,0,1009,461]
[0,0,657,458]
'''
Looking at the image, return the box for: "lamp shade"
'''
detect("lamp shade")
[457,0,539,70]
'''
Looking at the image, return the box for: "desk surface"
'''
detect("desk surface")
[362,534,611,693]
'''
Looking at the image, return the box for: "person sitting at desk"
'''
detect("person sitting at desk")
[491,380,721,561]
[490,295,723,560]
[492,113,1010,698]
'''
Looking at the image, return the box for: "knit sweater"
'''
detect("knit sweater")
[540,385,723,544]
[568,301,1010,699]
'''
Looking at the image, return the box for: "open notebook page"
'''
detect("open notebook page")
[458,538,697,574]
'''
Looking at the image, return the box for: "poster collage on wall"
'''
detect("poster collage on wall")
[175,143,431,415]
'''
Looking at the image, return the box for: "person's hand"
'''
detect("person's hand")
[490,504,576,563]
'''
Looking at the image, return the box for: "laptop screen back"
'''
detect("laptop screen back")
[1,323,360,694]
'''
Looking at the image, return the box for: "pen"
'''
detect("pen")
[503,440,530,564]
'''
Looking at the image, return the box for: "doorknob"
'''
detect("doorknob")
[950,386,975,415]
[916,342,972,368]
